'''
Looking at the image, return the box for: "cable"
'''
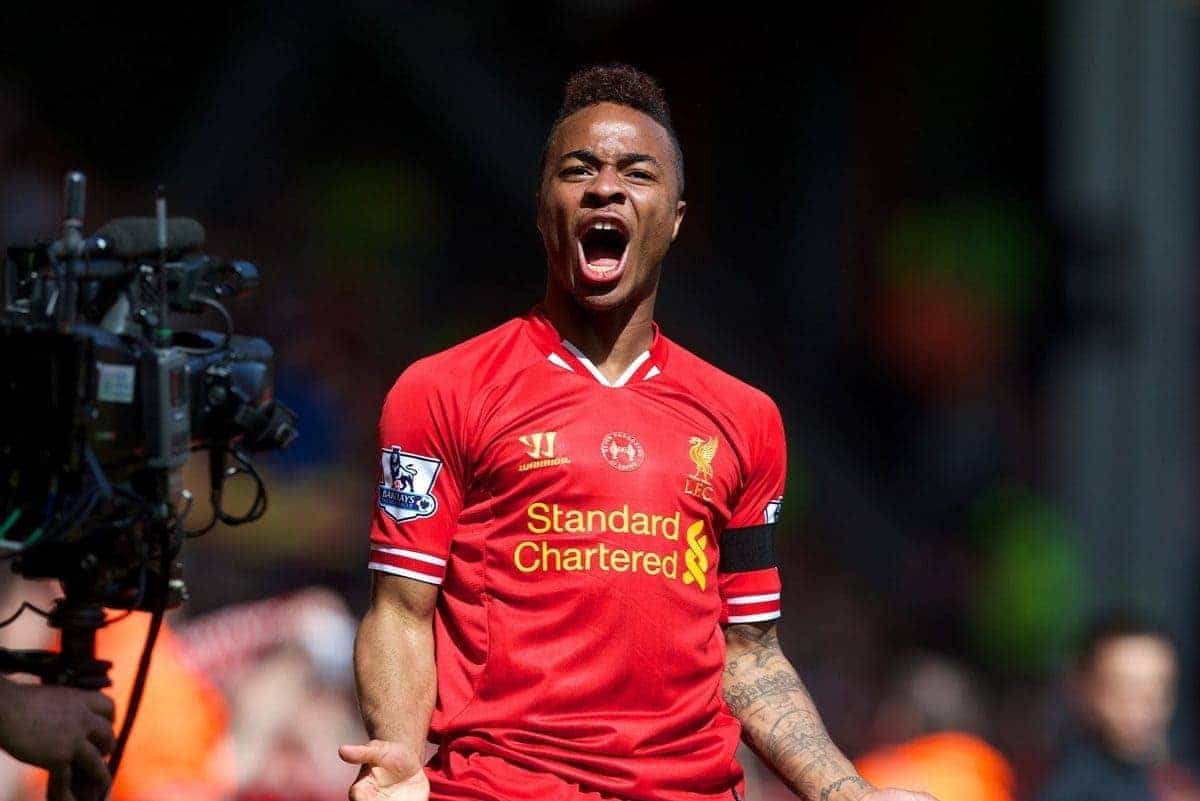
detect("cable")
[0,601,51,629]
[221,450,267,524]
[177,489,218,539]
[20,451,133,554]
[103,566,146,625]
[31,490,100,550]
[237,453,267,522]
[106,522,170,781]
[0,509,22,539]
[175,489,194,523]
[173,296,233,352]
[194,296,233,349]
[183,512,218,538]
[108,606,162,778]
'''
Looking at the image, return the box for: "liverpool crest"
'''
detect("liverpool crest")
[684,435,719,501]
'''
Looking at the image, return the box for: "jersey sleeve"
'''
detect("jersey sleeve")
[719,395,786,624]
[367,361,468,586]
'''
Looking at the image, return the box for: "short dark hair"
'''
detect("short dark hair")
[539,63,685,198]
[1077,609,1174,672]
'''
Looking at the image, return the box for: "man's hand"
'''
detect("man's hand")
[812,777,939,801]
[0,680,114,800]
[862,791,939,801]
[339,739,429,801]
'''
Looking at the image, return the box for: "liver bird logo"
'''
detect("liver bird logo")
[688,435,719,482]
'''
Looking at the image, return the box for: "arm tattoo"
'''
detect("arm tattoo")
[723,623,869,801]
[724,670,803,715]
[820,776,871,801]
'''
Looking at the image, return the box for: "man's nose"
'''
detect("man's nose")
[583,166,625,207]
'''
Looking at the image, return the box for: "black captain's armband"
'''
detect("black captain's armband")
[719,524,776,573]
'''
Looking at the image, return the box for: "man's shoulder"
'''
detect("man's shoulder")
[663,336,781,420]
[1037,742,1143,801]
[389,314,537,398]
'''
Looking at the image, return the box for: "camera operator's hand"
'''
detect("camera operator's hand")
[0,677,114,799]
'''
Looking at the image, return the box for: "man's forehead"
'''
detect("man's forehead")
[1094,635,1177,675]
[552,103,673,160]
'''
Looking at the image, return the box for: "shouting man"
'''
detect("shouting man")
[341,63,936,801]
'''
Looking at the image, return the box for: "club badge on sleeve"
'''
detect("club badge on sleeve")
[378,445,442,522]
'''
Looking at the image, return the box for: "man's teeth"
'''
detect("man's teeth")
[587,263,618,275]
[591,221,618,231]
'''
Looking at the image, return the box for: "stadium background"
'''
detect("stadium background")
[1,1,1197,799]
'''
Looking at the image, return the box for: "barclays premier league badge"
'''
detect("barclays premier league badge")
[378,445,442,523]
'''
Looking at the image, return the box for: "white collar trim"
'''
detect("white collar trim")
[560,339,651,388]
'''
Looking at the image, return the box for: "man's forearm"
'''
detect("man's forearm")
[353,602,436,754]
[723,623,870,801]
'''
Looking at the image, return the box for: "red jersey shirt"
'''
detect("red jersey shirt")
[368,306,786,801]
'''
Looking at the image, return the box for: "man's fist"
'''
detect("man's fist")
[338,739,429,801]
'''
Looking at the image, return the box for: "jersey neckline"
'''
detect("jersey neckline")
[523,304,669,388]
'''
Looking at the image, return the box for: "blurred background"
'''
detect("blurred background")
[1,1,1198,799]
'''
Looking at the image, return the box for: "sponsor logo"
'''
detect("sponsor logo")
[526,502,680,538]
[517,431,570,472]
[512,501,711,592]
[681,520,710,590]
[378,445,441,523]
[514,540,678,578]
[764,498,782,524]
[684,435,719,501]
[601,431,644,472]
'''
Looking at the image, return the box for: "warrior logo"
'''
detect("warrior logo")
[518,431,571,472]
[601,432,645,472]
[379,445,442,523]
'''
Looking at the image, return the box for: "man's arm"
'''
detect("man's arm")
[723,622,935,801]
[723,621,870,801]
[339,572,438,801]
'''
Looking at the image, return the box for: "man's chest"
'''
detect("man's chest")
[455,376,747,601]
[468,378,743,524]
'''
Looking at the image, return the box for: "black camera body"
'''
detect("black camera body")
[0,172,297,800]
[0,174,297,610]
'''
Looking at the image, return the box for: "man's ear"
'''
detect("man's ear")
[671,200,687,242]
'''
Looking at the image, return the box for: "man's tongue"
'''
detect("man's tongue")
[579,233,626,284]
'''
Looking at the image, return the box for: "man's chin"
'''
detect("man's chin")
[547,260,654,313]
[553,267,630,307]
[569,279,640,312]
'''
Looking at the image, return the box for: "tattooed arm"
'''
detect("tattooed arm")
[723,621,936,801]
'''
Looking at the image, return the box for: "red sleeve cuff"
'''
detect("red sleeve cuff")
[719,566,782,624]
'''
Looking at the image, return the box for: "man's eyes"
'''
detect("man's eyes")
[558,165,656,180]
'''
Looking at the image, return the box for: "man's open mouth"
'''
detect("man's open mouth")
[576,219,630,285]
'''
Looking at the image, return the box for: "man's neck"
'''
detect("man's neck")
[542,288,656,384]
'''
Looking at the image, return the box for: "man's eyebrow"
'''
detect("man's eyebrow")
[617,153,661,169]
[559,149,662,169]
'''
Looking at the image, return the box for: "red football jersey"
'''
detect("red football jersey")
[368,306,786,801]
